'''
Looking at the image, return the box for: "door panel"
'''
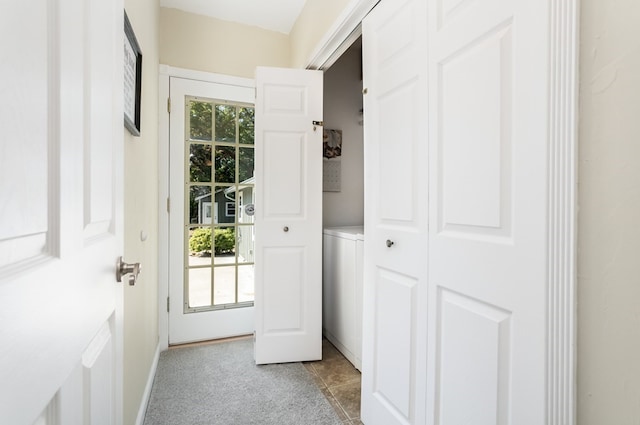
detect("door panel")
[438,23,512,240]
[0,0,123,423]
[254,67,323,365]
[372,270,417,419]
[263,132,305,216]
[0,0,49,269]
[438,290,511,424]
[361,0,429,423]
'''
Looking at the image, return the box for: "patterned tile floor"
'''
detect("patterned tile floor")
[304,340,363,425]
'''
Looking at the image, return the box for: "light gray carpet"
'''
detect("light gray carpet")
[143,338,343,425]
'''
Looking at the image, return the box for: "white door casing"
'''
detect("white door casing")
[361,0,577,424]
[168,76,255,344]
[254,67,323,364]
[0,0,124,424]
[361,0,429,423]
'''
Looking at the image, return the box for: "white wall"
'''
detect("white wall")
[578,1,640,423]
[160,8,290,78]
[122,1,160,424]
[322,40,364,228]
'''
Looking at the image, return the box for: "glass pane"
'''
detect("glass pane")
[189,101,212,141]
[215,104,237,142]
[189,144,212,182]
[214,146,235,183]
[188,267,212,308]
[239,107,254,144]
[189,186,211,225]
[187,226,212,266]
[237,265,255,303]
[213,265,236,305]
[239,147,254,182]
[236,225,254,264]
[213,226,235,265]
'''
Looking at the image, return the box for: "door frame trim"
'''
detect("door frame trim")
[157,65,255,350]
[306,1,579,423]
[304,0,379,71]
[546,2,579,423]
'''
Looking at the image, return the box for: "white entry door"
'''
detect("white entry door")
[254,67,323,364]
[168,76,256,344]
[0,0,124,424]
[362,0,577,424]
[361,0,429,423]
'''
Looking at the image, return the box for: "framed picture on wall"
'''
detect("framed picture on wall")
[124,10,142,136]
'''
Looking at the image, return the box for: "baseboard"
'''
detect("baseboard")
[135,343,161,425]
[323,330,361,371]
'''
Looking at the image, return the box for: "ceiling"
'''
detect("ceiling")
[160,0,308,34]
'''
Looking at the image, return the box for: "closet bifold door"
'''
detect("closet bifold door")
[361,0,578,424]
[361,0,429,423]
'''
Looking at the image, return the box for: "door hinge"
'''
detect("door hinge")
[166,197,170,213]
[167,297,170,313]
[167,97,171,113]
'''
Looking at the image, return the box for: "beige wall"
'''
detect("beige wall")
[123,1,160,424]
[159,8,290,78]
[289,0,351,68]
[578,1,640,423]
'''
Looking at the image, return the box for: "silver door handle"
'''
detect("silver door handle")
[116,256,141,286]
[386,239,394,248]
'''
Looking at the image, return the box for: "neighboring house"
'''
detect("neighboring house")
[193,180,255,263]
[194,190,236,224]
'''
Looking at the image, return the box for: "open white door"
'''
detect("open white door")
[254,67,323,364]
[0,0,124,423]
[362,0,577,424]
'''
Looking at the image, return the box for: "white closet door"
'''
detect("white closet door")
[361,0,429,423]
[426,0,577,424]
[254,67,324,364]
[361,0,577,423]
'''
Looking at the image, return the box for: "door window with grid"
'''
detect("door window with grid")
[185,98,255,312]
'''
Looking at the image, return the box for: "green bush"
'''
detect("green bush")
[189,228,212,254]
[188,227,235,255]
[213,228,235,255]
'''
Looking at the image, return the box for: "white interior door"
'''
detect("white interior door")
[254,66,323,364]
[361,0,429,423]
[168,76,256,344]
[0,0,124,424]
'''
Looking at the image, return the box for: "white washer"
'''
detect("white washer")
[322,226,364,369]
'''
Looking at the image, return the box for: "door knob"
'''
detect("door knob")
[283,226,289,232]
[386,239,394,248]
[116,256,141,286]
